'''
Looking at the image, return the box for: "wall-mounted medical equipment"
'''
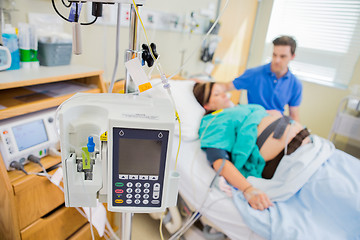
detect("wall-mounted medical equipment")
[58,93,179,213]
[0,108,58,170]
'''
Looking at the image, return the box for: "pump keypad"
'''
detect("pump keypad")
[113,177,162,207]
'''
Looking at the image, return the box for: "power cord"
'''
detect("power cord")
[28,154,42,165]
[27,154,47,171]
[26,155,118,239]
[9,161,28,175]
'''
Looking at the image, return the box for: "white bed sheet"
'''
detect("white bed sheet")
[170,136,265,240]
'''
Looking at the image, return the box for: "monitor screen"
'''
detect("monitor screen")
[118,138,162,175]
[12,119,48,151]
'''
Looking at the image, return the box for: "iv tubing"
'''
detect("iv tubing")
[131,0,156,61]
[169,114,221,239]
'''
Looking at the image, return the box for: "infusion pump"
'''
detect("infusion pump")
[58,93,179,213]
[0,108,58,170]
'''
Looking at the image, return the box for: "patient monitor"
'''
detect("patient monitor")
[58,93,179,213]
[0,108,58,170]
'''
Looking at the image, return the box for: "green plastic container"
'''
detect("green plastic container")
[37,42,72,66]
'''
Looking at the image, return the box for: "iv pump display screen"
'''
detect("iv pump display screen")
[12,119,48,151]
[118,138,162,175]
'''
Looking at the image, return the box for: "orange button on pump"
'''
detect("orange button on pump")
[115,199,123,204]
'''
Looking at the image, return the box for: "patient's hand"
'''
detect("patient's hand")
[244,187,273,211]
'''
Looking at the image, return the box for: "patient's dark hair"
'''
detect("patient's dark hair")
[273,36,297,55]
[193,82,215,108]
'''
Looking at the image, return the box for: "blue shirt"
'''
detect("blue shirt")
[232,63,302,113]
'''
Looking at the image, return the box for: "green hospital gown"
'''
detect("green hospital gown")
[199,104,269,178]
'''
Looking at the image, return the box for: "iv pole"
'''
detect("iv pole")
[124,3,140,94]
[122,3,141,240]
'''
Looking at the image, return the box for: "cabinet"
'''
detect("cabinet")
[0,65,114,240]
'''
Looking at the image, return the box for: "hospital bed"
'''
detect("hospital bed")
[145,79,265,240]
[146,79,360,240]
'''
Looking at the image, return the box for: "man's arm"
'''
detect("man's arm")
[213,159,272,210]
[289,106,300,122]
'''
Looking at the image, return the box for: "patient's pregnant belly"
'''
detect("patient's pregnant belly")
[257,115,309,161]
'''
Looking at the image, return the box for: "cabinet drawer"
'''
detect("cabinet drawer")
[68,223,104,240]
[20,206,87,240]
[69,209,117,240]
[12,169,65,229]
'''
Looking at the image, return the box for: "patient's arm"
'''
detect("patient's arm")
[213,159,273,211]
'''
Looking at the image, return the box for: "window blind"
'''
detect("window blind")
[263,0,360,88]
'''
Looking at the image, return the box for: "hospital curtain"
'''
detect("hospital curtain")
[263,0,360,88]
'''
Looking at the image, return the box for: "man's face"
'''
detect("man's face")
[271,45,295,74]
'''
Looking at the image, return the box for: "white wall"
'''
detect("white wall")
[8,0,359,138]
[9,0,217,82]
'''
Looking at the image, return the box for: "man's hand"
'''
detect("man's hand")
[244,186,273,210]
[266,109,282,117]
[289,106,300,122]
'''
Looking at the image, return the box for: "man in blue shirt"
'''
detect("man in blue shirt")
[222,36,302,122]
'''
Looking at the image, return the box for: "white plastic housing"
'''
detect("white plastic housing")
[58,93,179,213]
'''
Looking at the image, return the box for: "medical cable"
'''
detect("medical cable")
[26,161,89,221]
[61,0,71,8]
[25,133,113,240]
[51,0,98,25]
[147,54,161,79]
[103,229,110,240]
[131,0,157,61]
[105,218,121,240]
[108,3,121,93]
[169,160,225,240]
[160,73,182,171]
[89,209,95,240]
[167,0,229,81]
[129,1,183,172]
[26,166,93,233]
[169,112,223,239]
[159,211,166,240]
[157,73,182,239]
[113,3,181,151]
[169,158,225,240]
[9,161,28,174]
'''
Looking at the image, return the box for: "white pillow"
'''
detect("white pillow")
[143,79,205,141]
